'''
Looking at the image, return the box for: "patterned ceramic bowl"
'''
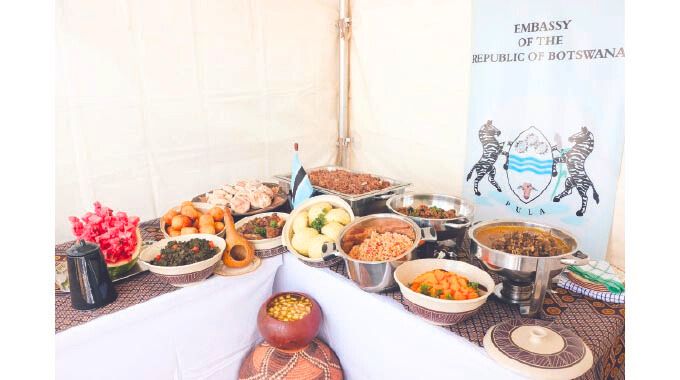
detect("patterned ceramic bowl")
[234,212,289,258]
[138,234,225,287]
[394,259,495,325]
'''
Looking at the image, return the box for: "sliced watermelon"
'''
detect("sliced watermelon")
[69,202,141,279]
[107,229,141,279]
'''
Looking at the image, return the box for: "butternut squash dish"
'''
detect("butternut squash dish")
[409,269,480,300]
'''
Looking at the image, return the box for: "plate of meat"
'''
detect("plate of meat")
[193,180,288,217]
[235,212,289,258]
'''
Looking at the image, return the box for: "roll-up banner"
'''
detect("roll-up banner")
[463,0,624,260]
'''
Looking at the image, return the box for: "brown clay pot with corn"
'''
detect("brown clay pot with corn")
[256,292,322,351]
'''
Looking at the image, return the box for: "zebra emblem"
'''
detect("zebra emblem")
[504,127,555,204]
[466,120,506,196]
[552,126,600,216]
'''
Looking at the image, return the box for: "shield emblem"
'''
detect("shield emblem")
[506,127,554,204]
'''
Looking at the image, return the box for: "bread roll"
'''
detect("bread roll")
[180,227,199,235]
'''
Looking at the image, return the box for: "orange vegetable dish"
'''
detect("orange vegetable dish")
[409,269,480,300]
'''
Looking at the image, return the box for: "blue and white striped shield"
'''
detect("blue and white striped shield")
[506,127,555,204]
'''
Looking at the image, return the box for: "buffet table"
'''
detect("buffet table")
[56,219,624,380]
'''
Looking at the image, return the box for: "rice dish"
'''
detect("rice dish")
[348,231,413,261]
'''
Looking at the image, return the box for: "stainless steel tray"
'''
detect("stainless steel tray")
[274,165,410,200]
[274,165,411,216]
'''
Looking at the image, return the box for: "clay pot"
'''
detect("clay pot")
[257,292,322,351]
[239,338,343,380]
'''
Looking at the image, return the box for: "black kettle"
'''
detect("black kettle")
[66,240,117,310]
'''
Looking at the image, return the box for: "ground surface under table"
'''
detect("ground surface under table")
[274,252,625,380]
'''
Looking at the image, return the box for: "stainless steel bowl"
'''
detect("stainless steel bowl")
[322,214,436,292]
[468,219,589,316]
[387,193,474,243]
[387,193,475,228]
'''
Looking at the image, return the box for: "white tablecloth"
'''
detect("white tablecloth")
[56,256,282,380]
[273,252,524,380]
[57,252,523,380]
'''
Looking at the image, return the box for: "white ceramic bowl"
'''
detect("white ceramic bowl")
[160,202,226,238]
[394,259,495,325]
[138,234,226,287]
[234,212,289,258]
[282,195,355,266]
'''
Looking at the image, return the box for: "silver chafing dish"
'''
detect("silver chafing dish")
[468,219,590,317]
[386,193,474,254]
[321,213,436,292]
[274,165,411,216]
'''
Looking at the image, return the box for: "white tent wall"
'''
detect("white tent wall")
[55,0,339,243]
[55,0,624,270]
[348,0,624,269]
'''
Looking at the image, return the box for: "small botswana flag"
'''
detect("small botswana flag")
[290,143,314,208]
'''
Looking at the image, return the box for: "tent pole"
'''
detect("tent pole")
[337,0,351,168]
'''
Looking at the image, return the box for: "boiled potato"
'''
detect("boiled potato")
[291,227,319,256]
[180,227,199,235]
[325,208,351,225]
[167,227,181,237]
[321,222,344,241]
[292,211,309,234]
[308,202,332,222]
[307,235,334,259]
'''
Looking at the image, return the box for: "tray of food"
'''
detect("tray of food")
[193,180,288,216]
[274,166,410,216]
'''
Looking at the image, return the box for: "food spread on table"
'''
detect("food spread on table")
[409,269,480,300]
[150,238,219,267]
[266,294,312,322]
[237,213,286,240]
[68,202,141,278]
[347,230,414,261]
[162,201,225,237]
[203,180,283,214]
[290,202,352,259]
[309,169,391,195]
[476,225,570,257]
[58,182,618,379]
[396,205,457,219]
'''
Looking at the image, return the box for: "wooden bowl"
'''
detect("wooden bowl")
[256,292,322,351]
